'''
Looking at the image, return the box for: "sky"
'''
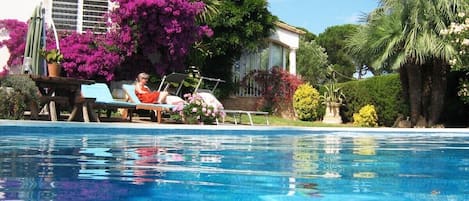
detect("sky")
[268,0,379,34]
[0,0,380,34]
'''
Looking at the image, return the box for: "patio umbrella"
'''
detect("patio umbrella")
[23,3,45,75]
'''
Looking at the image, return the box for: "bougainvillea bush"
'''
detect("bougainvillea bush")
[49,31,123,81]
[108,0,213,75]
[2,0,212,81]
[0,19,28,74]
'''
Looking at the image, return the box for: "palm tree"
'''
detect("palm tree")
[347,0,469,127]
[197,0,221,23]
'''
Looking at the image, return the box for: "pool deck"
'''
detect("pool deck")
[1,119,468,136]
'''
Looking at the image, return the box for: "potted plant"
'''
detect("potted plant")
[319,68,346,124]
[40,48,63,77]
[172,93,225,124]
[320,81,345,124]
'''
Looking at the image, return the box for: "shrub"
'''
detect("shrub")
[242,67,303,116]
[353,104,378,127]
[1,75,39,103]
[340,74,409,126]
[0,88,26,120]
[0,75,39,119]
[108,0,212,74]
[293,83,320,121]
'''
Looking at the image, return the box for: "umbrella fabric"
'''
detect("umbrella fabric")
[23,4,45,75]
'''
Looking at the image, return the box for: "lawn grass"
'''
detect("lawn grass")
[110,110,352,127]
[223,114,352,127]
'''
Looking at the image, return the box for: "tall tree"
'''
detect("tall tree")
[296,26,317,42]
[296,39,329,86]
[316,24,359,82]
[347,0,469,127]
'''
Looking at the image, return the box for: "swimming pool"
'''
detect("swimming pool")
[0,120,468,201]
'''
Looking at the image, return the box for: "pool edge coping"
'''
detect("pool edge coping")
[1,119,468,134]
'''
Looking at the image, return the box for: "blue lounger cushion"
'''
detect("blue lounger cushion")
[81,83,136,109]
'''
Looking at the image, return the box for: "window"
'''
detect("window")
[233,42,289,96]
[52,0,108,33]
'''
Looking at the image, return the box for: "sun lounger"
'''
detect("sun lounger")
[81,83,137,122]
[157,72,188,96]
[122,84,175,123]
[196,91,269,126]
[193,76,269,126]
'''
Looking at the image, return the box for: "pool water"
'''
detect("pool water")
[0,124,468,201]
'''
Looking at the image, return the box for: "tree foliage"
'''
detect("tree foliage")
[316,24,359,82]
[297,39,329,86]
[193,0,277,95]
[346,0,469,127]
[296,26,316,42]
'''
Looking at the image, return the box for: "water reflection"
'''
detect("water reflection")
[0,134,466,200]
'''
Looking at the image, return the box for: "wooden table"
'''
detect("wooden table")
[30,75,95,122]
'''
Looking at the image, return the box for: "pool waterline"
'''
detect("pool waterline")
[1,119,469,136]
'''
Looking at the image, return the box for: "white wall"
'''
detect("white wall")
[269,27,300,49]
[268,26,301,75]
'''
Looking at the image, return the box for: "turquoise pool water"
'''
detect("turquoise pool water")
[0,121,468,201]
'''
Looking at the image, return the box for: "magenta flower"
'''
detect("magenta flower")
[0,19,28,68]
[108,0,212,74]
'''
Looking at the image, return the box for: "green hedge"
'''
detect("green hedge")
[338,74,409,127]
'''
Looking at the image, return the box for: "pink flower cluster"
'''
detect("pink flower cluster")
[172,93,224,124]
[0,19,28,69]
[108,0,213,74]
[53,31,123,81]
[1,0,213,81]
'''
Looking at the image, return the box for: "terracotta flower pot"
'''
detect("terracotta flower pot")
[47,63,61,77]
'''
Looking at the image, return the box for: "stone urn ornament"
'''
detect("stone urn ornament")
[320,82,345,124]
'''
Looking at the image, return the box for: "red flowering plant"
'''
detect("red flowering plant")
[242,67,303,115]
[107,0,213,75]
[0,19,28,75]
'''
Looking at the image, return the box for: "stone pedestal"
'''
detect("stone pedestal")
[322,102,342,124]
